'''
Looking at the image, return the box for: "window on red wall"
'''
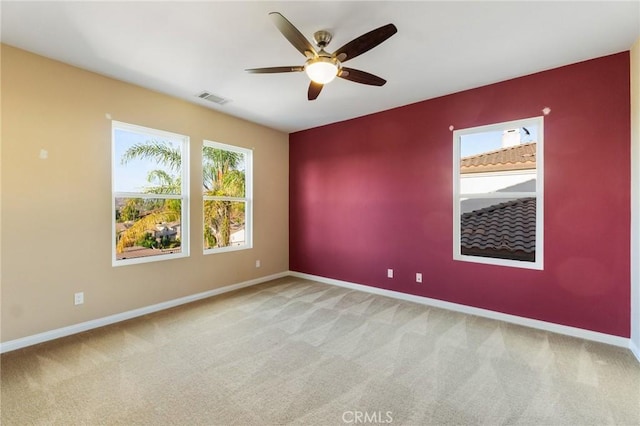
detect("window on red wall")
[453,116,544,270]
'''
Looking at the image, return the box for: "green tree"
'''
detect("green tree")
[120,198,141,222]
[116,140,245,254]
[120,140,181,174]
[145,169,181,195]
[203,147,245,248]
[116,140,182,254]
[137,232,157,249]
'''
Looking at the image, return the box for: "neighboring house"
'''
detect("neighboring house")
[460,197,536,261]
[115,221,180,243]
[154,222,180,241]
[115,222,132,235]
[230,228,245,246]
[460,141,536,213]
[116,221,182,260]
[459,130,537,261]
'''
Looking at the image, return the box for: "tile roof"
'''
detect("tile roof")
[461,142,536,174]
[460,197,536,262]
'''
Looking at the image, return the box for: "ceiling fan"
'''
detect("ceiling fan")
[246,12,397,101]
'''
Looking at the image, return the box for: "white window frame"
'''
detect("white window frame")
[453,116,544,270]
[111,121,190,266]
[202,140,253,254]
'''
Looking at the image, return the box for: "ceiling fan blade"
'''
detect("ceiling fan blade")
[245,66,304,74]
[339,68,386,86]
[269,12,317,58]
[333,24,397,63]
[308,81,323,100]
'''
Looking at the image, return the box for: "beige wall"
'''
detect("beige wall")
[0,45,289,342]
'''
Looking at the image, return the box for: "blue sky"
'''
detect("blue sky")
[114,125,537,191]
[113,128,181,193]
[460,126,538,158]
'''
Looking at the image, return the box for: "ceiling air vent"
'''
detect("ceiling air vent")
[196,91,231,105]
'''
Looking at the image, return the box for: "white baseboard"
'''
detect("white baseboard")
[289,271,632,350]
[630,339,640,362]
[0,272,288,354]
[3,270,636,360]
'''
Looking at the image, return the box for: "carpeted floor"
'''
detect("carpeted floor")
[2,276,639,425]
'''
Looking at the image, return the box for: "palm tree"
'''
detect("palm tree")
[116,206,181,254]
[116,140,182,254]
[115,140,246,253]
[203,146,245,248]
[120,140,181,174]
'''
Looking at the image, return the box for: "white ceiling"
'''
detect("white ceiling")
[2,1,639,133]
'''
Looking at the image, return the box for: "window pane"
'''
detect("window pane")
[459,197,536,262]
[115,197,182,260]
[202,146,246,197]
[454,118,542,268]
[204,200,246,249]
[461,175,536,195]
[460,126,538,160]
[460,127,537,182]
[114,128,183,195]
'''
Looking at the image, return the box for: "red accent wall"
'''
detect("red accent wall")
[289,52,631,337]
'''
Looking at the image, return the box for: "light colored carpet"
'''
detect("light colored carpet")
[2,276,639,425]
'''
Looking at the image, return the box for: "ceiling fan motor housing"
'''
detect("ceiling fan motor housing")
[313,30,332,48]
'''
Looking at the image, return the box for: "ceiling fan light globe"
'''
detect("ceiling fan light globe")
[305,58,338,84]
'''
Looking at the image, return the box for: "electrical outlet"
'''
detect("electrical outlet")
[387,269,394,278]
[74,292,84,305]
[255,260,261,268]
[416,273,423,283]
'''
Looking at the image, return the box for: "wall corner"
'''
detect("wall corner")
[630,38,640,355]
